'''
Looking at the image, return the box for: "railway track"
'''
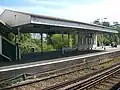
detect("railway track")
[43,62,120,90]
[0,55,120,90]
[24,58,114,79]
[0,56,120,90]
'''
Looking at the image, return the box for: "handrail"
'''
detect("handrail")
[0,54,11,61]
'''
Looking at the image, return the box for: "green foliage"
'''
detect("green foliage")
[93,19,101,25]
[97,34,118,46]
[20,40,41,53]
[103,35,110,45]
[93,19,120,45]
[51,34,69,49]
[20,33,32,41]
[20,36,41,53]
[19,33,55,53]
[8,33,75,53]
[43,44,55,52]
[102,21,110,27]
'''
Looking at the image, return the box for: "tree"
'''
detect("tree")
[102,21,110,27]
[113,21,119,25]
[20,33,55,53]
[93,18,110,27]
[93,19,101,25]
[51,34,68,49]
[93,19,119,45]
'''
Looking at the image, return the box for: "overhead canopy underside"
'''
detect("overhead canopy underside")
[12,24,116,34]
[0,9,118,34]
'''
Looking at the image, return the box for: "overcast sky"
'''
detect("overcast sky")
[0,0,120,23]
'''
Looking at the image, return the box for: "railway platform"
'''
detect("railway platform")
[0,46,119,79]
[0,45,120,72]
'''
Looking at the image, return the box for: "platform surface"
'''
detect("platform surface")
[0,45,120,72]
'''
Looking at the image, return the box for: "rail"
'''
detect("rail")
[0,56,120,90]
[42,62,120,90]
[65,63,120,90]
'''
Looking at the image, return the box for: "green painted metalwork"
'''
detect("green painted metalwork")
[2,37,16,60]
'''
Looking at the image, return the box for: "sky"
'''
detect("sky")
[0,0,120,24]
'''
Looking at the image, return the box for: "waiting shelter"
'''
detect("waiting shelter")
[0,9,118,61]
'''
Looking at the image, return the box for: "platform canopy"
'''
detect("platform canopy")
[0,9,118,34]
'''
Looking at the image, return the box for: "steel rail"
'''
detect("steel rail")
[0,57,119,90]
[66,64,120,90]
[42,62,120,90]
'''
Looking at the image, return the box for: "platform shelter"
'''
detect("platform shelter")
[0,9,118,60]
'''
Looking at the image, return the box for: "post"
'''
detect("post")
[41,33,43,53]
[46,33,48,52]
[0,36,2,55]
[17,27,21,60]
[117,34,119,45]
[15,35,17,44]
[76,32,79,51]
[94,34,97,47]
[78,32,80,51]
[62,32,64,54]
[15,34,17,60]
[72,32,76,48]
[88,36,89,50]
[102,34,103,48]
[68,31,70,47]
[74,33,76,48]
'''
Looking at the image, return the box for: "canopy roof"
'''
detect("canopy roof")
[0,9,118,34]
